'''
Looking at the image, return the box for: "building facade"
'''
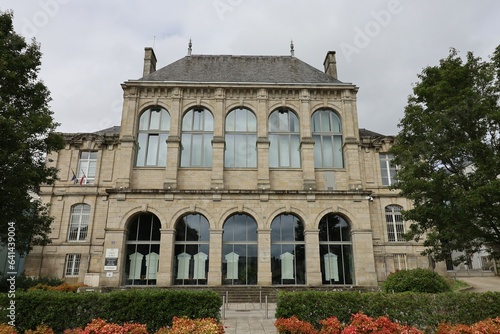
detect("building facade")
[24,48,431,287]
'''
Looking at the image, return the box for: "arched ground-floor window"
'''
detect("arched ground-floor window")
[319,213,354,285]
[174,214,210,285]
[124,213,161,285]
[271,214,305,285]
[222,213,258,285]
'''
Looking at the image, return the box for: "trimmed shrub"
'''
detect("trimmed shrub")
[276,290,500,331]
[0,289,222,333]
[382,268,452,293]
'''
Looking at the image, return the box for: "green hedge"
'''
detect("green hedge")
[275,291,500,330]
[0,289,222,333]
[381,268,452,293]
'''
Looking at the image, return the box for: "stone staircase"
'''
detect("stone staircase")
[84,285,379,303]
[208,285,379,303]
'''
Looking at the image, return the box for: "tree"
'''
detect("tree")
[0,11,64,254]
[391,46,500,263]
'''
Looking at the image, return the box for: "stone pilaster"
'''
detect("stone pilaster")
[100,229,126,286]
[157,228,175,286]
[304,229,322,285]
[164,136,180,189]
[351,229,378,286]
[257,137,270,189]
[208,229,223,286]
[257,228,272,285]
[300,137,316,190]
[211,136,225,189]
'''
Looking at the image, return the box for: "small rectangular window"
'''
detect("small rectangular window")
[65,254,81,276]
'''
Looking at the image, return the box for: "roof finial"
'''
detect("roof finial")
[290,39,295,57]
[188,38,192,56]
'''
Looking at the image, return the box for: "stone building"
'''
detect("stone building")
[24,47,431,287]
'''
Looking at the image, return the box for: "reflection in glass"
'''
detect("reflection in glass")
[268,109,301,168]
[318,214,353,285]
[136,108,170,167]
[125,213,161,285]
[181,108,213,167]
[311,109,343,168]
[224,108,257,168]
[271,214,305,285]
[174,214,210,285]
[222,214,258,285]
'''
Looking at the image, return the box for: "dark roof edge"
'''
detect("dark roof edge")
[123,80,354,86]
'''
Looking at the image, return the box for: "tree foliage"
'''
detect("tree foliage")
[0,11,64,254]
[391,46,500,262]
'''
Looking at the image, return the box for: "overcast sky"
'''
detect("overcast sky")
[2,1,500,136]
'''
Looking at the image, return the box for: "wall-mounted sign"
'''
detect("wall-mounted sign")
[104,248,119,271]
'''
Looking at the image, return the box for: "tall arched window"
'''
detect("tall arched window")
[269,109,301,168]
[174,214,210,285]
[312,109,343,168]
[124,213,161,285]
[68,204,90,241]
[224,108,257,168]
[136,107,170,167]
[222,214,258,285]
[271,214,305,284]
[385,205,405,242]
[181,108,213,167]
[318,214,354,285]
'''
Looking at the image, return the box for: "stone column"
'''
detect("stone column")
[157,228,175,286]
[100,229,126,287]
[256,89,270,189]
[300,138,316,190]
[208,229,223,286]
[341,89,363,190]
[211,88,225,189]
[304,229,322,285]
[164,136,180,189]
[351,229,378,286]
[164,87,182,189]
[115,89,138,189]
[211,137,225,189]
[257,228,272,285]
[257,138,270,189]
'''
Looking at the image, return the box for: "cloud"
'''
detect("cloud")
[3,0,500,135]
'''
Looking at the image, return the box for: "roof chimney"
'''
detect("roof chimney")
[143,47,157,76]
[323,51,337,79]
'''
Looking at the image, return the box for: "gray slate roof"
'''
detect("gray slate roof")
[138,55,344,84]
[359,128,385,138]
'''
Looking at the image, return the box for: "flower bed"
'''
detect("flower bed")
[275,313,500,334]
[0,317,224,334]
